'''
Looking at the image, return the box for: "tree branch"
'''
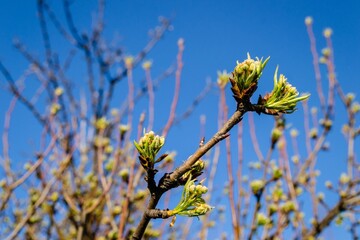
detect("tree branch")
[132,109,245,239]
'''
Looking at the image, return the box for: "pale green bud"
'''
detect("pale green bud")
[305,16,313,26]
[134,131,166,169]
[124,56,134,69]
[230,53,270,102]
[262,67,310,114]
[119,168,129,182]
[269,204,278,215]
[49,192,59,202]
[271,128,282,147]
[54,87,64,96]
[118,124,130,134]
[290,129,299,137]
[339,173,350,185]
[50,103,61,115]
[189,184,196,193]
[142,60,153,70]
[112,205,122,215]
[325,181,333,189]
[272,167,283,180]
[292,155,300,164]
[281,201,296,213]
[335,215,343,226]
[323,28,333,38]
[320,118,332,130]
[309,128,318,139]
[94,117,109,130]
[317,192,325,201]
[296,187,303,196]
[0,179,6,188]
[193,204,213,216]
[217,70,230,89]
[321,48,331,58]
[351,102,360,114]
[250,180,264,194]
[256,212,269,226]
[272,187,283,202]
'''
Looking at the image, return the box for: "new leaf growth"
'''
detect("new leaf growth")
[134,131,165,170]
[170,177,213,217]
[230,53,270,103]
[261,67,310,114]
[230,54,309,115]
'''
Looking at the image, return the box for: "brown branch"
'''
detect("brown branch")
[166,110,245,188]
[125,63,134,141]
[5,146,76,240]
[302,100,312,155]
[145,209,172,219]
[118,113,146,239]
[221,87,240,239]
[158,161,175,235]
[63,0,85,47]
[199,84,224,240]
[38,0,53,66]
[296,129,328,181]
[144,67,155,131]
[55,52,80,115]
[162,38,184,137]
[63,0,98,115]
[43,1,76,44]
[305,19,325,113]
[324,36,336,119]
[303,198,345,238]
[247,191,263,240]
[38,0,70,124]
[0,61,46,125]
[0,132,57,211]
[12,40,55,102]
[236,121,244,237]
[132,109,246,239]
[2,88,22,181]
[248,112,265,162]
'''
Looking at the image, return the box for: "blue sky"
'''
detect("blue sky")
[1,0,360,238]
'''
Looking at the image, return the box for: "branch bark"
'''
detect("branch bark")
[132,109,245,239]
[303,198,345,238]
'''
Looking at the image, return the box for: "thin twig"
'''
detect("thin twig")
[248,112,265,162]
[118,113,145,239]
[0,61,46,125]
[305,20,325,114]
[132,109,245,239]
[223,93,240,239]
[5,144,77,240]
[144,67,155,131]
[162,38,184,137]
